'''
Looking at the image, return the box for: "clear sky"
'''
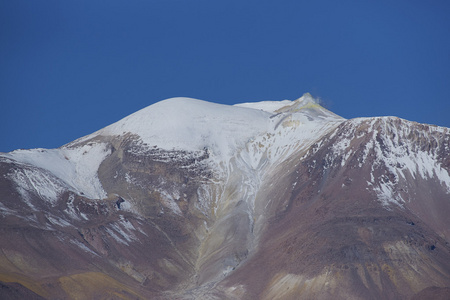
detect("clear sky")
[1,0,449,152]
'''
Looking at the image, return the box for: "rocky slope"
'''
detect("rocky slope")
[0,94,449,299]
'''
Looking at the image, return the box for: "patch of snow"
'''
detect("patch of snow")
[195,184,216,217]
[63,194,80,220]
[105,218,140,245]
[119,215,136,232]
[109,223,136,243]
[374,180,405,208]
[0,202,16,216]
[117,198,134,212]
[124,172,135,185]
[322,117,450,207]
[61,143,111,198]
[362,118,450,205]
[2,142,111,199]
[105,227,129,245]
[46,214,72,227]
[9,167,66,205]
[372,119,450,194]
[158,189,183,215]
[70,239,99,256]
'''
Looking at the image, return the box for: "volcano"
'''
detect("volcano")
[1,94,449,299]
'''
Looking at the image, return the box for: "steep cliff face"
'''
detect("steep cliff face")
[0,95,449,299]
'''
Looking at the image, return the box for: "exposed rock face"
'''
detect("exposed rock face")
[0,95,449,299]
[220,117,450,299]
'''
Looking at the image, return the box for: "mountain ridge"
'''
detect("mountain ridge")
[0,94,449,299]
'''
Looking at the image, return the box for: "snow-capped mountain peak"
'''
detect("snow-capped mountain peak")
[68,94,342,162]
[77,97,273,159]
[1,95,449,300]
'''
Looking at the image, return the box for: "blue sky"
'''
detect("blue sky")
[1,0,449,152]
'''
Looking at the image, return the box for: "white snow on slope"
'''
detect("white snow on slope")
[92,94,343,167]
[369,119,450,205]
[9,167,67,205]
[98,97,272,161]
[240,94,344,170]
[1,142,110,200]
[325,117,450,207]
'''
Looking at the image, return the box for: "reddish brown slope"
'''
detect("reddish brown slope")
[220,117,450,299]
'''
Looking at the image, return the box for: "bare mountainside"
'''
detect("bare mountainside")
[1,94,449,299]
